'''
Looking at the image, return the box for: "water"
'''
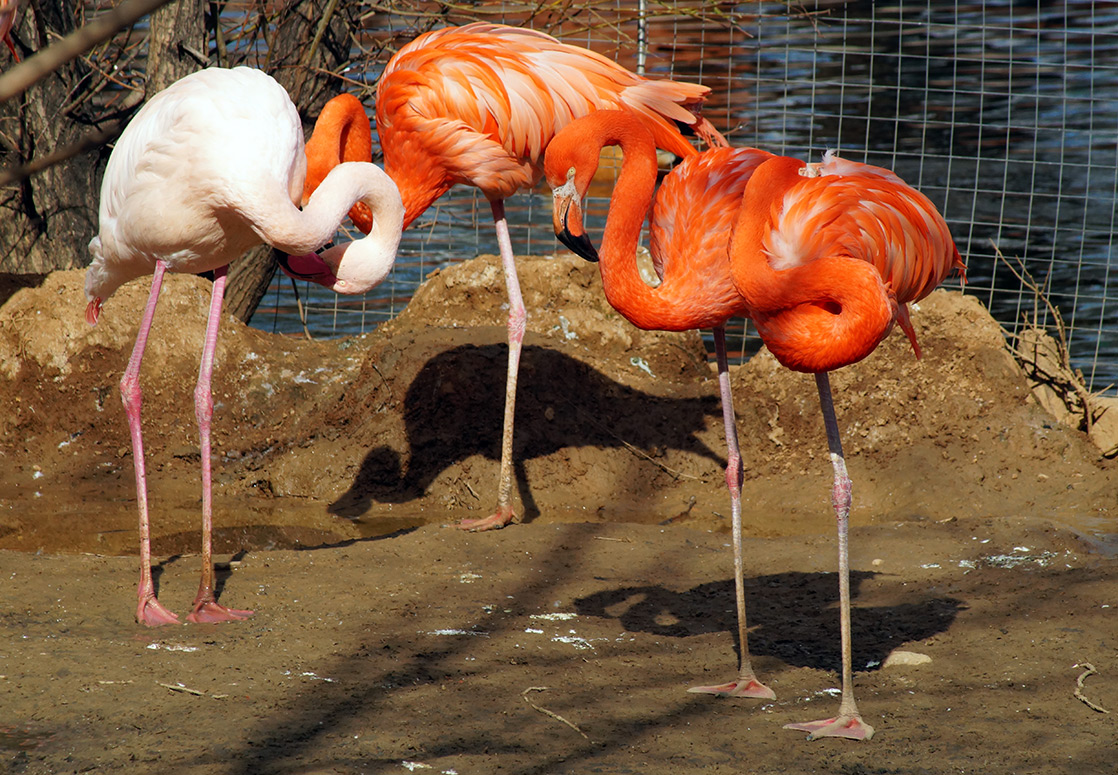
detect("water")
[252,1,1118,391]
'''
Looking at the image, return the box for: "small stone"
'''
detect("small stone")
[883,650,932,668]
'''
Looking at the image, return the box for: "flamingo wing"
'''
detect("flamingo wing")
[767,160,963,306]
[646,146,776,329]
[755,156,963,358]
[376,22,719,212]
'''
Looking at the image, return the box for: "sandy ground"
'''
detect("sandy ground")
[0,254,1116,774]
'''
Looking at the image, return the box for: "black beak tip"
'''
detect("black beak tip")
[276,251,314,280]
[557,229,599,263]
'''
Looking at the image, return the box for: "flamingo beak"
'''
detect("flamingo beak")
[557,220,599,262]
[552,169,598,262]
[277,250,340,287]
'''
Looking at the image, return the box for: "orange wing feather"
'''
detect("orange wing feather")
[376,22,726,227]
[735,152,965,371]
[645,146,776,330]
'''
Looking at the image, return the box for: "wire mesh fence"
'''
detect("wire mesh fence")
[251,1,1118,394]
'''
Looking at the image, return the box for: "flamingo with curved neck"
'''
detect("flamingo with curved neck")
[545,110,777,700]
[86,66,403,626]
[729,151,964,740]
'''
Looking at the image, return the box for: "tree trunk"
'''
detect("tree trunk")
[0,4,101,273]
[146,0,206,93]
[224,246,279,324]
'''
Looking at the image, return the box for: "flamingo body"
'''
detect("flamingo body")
[731,152,964,373]
[729,151,964,740]
[87,66,403,626]
[301,22,724,530]
[377,22,724,227]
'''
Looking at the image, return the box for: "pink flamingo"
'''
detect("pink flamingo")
[86,66,403,626]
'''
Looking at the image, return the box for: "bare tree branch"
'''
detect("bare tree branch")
[0,0,175,103]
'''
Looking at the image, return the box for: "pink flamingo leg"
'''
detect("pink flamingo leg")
[185,266,253,624]
[121,261,181,627]
[784,372,874,740]
[457,199,524,531]
[688,327,775,699]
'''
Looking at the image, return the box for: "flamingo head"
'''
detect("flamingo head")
[85,297,103,326]
[549,167,598,263]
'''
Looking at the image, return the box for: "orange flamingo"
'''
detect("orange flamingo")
[304,22,726,531]
[544,110,776,699]
[1,0,19,61]
[730,151,964,740]
[87,67,403,626]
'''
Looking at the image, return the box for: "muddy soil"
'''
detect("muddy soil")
[0,254,1116,774]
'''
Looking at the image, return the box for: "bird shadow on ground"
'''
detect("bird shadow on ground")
[328,343,724,520]
[575,571,965,672]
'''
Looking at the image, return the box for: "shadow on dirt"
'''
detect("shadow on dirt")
[575,571,964,672]
[329,343,725,520]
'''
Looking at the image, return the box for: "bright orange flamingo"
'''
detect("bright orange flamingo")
[87,67,403,626]
[730,151,965,740]
[544,110,776,699]
[368,22,725,531]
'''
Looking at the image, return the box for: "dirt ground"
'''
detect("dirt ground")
[1,254,1116,774]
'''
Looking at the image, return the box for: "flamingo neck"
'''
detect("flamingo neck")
[731,157,897,373]
[305,94,375,233]
[279,160,404,294]
[573,115,696,331]
[399,178,448,231]
[378,128,454,231]
[599,123,659,315]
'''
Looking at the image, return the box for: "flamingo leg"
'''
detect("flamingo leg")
[186,266,253,624]
[688,327,775,699]
[457,199,524,531]
[121,261,181,627]
[784,372,874,741]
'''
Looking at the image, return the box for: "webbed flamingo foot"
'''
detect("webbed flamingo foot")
[137,595,181,628]
[784,714,875,741]
[186,600,254,624]
[456,504,517,532]
[688,675,775,699]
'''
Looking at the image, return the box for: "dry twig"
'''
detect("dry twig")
[157,681,228,699]
[993,242,1101,436]
[555,395,700,481]
[1073,663,1110,714]
[521,686,590,740]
